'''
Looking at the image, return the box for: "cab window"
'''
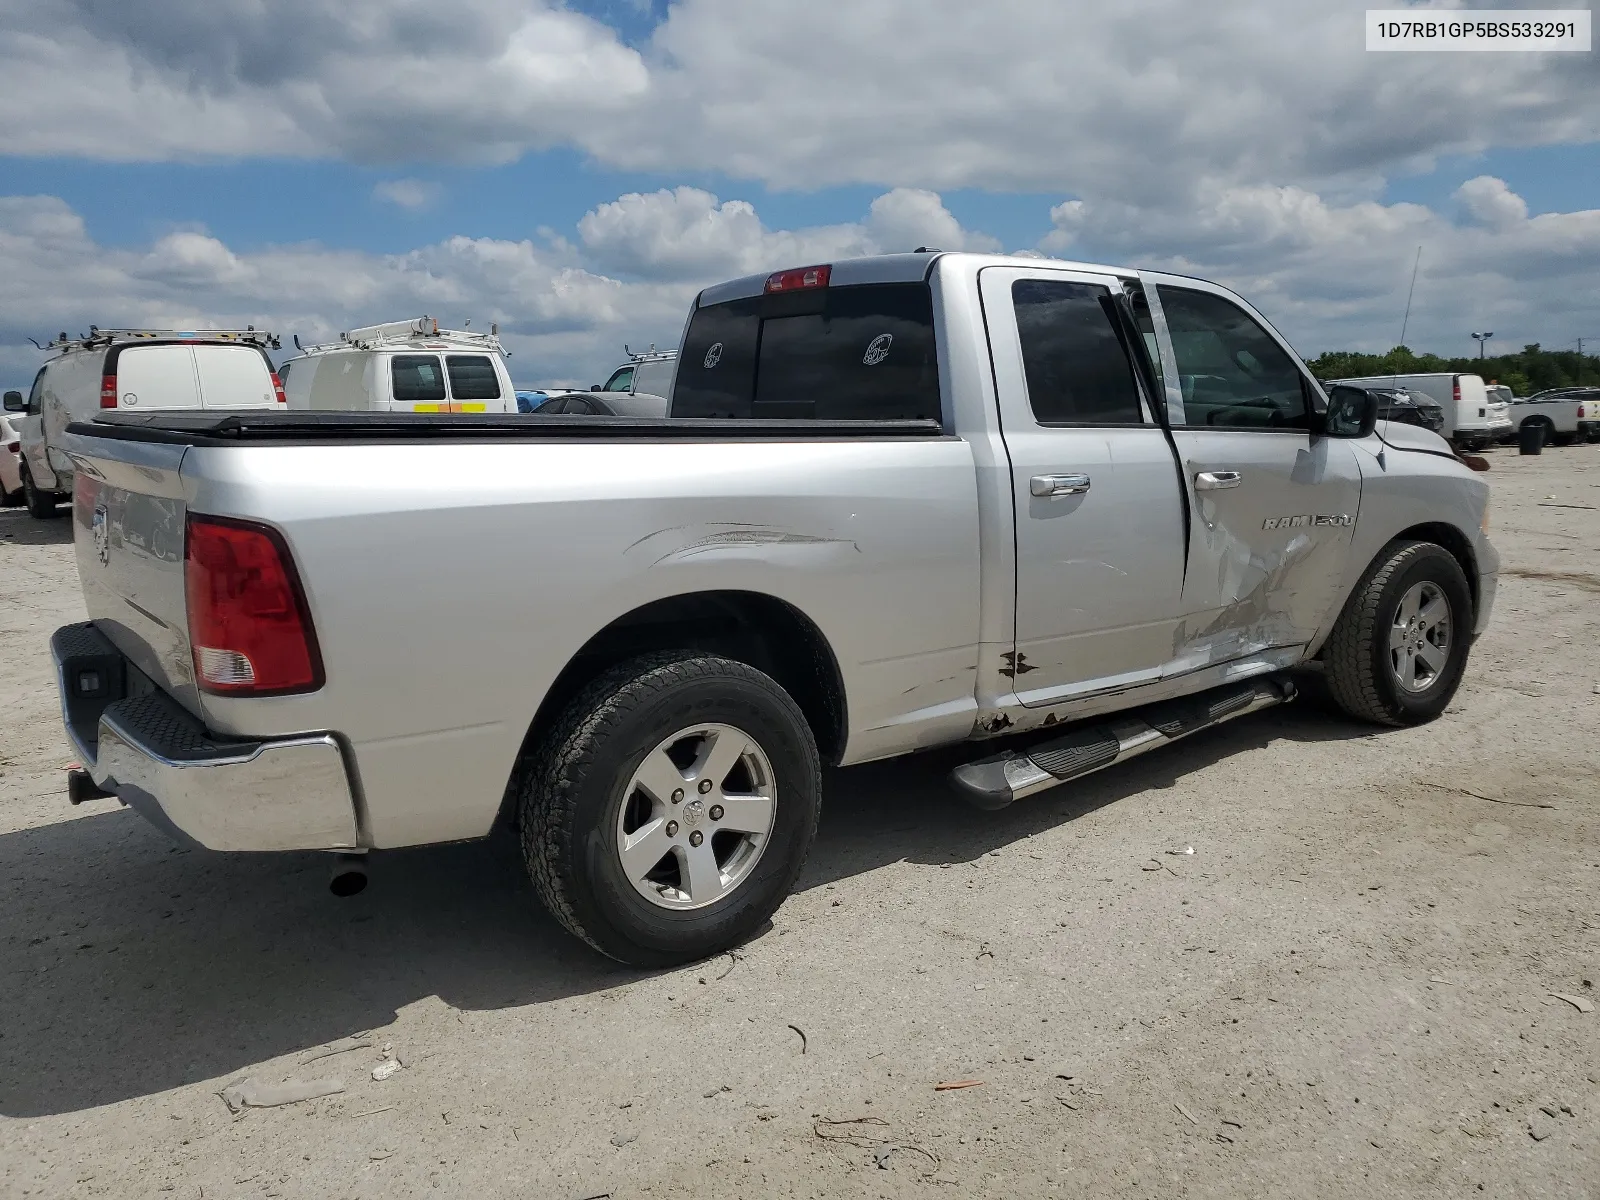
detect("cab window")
[1158,286,1310,430]
[603,366,635,393]
[1011,280,1144,425]
[27,366,46,413]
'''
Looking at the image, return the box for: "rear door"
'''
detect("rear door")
[194,345,277,409]
[389,353,448,413]
[980,264,1188,703]
[444,354,506,412]
[116,345,200,410]
[1143,274,1362,671]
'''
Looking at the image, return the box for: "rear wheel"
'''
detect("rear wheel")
[21,464,59,519]
[1552,430,1575,447]
[515,651,822,967]
[1323,541,1473,727]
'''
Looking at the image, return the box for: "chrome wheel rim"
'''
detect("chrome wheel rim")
[1389,581,1452,693]
[615,723,777,911]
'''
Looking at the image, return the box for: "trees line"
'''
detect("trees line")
[1307,344,1599,397]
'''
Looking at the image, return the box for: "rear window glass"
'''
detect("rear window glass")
[446,355,501,400]
[672,283,940,422]
[392,355,446,403]
[1012,280,1143,424]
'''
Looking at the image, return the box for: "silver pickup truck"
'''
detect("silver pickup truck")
[51,252,1497,966]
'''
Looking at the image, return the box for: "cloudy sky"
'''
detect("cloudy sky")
[0,0,1595,388]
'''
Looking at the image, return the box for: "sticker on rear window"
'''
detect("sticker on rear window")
[703,342,724,369]
[863,333,893,366]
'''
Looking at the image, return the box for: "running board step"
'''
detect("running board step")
[950,675,1297,811]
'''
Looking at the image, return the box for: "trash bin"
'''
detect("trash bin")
[1519,423,1544,455]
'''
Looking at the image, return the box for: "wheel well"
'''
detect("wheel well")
[1394,522,1479,620]
[521,591,848,768]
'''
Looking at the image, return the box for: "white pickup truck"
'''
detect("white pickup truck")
[1509,387,1597,446]
[51,252,1497,966]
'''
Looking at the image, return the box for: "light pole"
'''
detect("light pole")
[1471,331,1494,359]
[1577,337,1598,385]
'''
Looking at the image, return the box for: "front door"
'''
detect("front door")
[1142,275,1362,672]
[980,265,1188,705]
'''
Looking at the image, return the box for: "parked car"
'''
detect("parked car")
[532,391,670,417]
[279,318,515,414]
[515,390,550,413]
[1512,387,1599,446]
[1322,384,1444,433]
[0,412,24,505]
[2,327,282,519]
[1325,371,1508,450]
[51,251,1497,967]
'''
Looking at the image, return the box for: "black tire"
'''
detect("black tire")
[1324,541,1473,727]
[21,463,59,519]
[1552,431,1575,447]
[0,480,20,507]
[515,651,821,967]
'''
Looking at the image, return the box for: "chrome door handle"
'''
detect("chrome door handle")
[1194,470,1242,491]
[1030,473,1092,497]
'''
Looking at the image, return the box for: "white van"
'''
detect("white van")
[279,318,515,414]
[1325,371,1509,450]
[2,328,282,518]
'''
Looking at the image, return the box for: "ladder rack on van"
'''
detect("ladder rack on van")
[299,316,504,356]
[47,327,281,352]
[622,344,678,364]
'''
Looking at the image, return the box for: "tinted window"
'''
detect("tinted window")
[27,366,46,413]
[533,396,567,414]
[603,366,635,392]
[673,298,760,417]
[672,284,940,421]
[1159,287,1309,429]
[391,355,446,403]
[446,355,501,400]
[1012,280,1143,424]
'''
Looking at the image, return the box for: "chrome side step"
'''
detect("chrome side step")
[950,675,1296,811]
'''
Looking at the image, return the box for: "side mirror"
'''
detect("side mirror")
[1324,385,1379,438]
[2,390,23,412]
[590,384,603,392]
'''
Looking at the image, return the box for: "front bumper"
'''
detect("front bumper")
[51,622,361,852]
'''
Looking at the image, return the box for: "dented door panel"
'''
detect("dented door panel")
[1167,429,1362,672]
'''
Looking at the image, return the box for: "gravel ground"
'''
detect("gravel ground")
[1,445,1597,1200]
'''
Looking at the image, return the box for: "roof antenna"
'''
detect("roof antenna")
[27,336,44,349]
[1394,245,1422,389]
[294,333,303,350]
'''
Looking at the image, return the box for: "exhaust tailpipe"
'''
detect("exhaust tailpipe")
[329,854,368,898]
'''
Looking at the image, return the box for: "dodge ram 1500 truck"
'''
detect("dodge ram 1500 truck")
[51,251,1498,966]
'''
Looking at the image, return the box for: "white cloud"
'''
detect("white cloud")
[1,0,1593,205]
[576,186,996,280]
[1037,177,1600,355]
[0,188,1000,388]
[373,179,443,210]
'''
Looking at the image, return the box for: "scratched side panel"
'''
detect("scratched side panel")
[182,436,982,847]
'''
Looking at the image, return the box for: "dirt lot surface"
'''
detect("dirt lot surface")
[2,445,1597,1200]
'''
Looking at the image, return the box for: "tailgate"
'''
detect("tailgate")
[69,433,201,715]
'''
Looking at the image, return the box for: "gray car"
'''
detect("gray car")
[49,251,1496,966]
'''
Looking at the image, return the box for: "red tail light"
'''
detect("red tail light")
[1580,404,1587,419]
[5,441,17,453]
[1452,378,1461,404]
[100,372,117,409]
[184,515,323,695]
[270,370,287,405]
[765,264,831,293]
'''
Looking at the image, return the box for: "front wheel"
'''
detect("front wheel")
[516,652,822,967]
[1323,541,1473,726]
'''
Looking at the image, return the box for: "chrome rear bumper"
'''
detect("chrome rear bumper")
[51,622,361,852]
